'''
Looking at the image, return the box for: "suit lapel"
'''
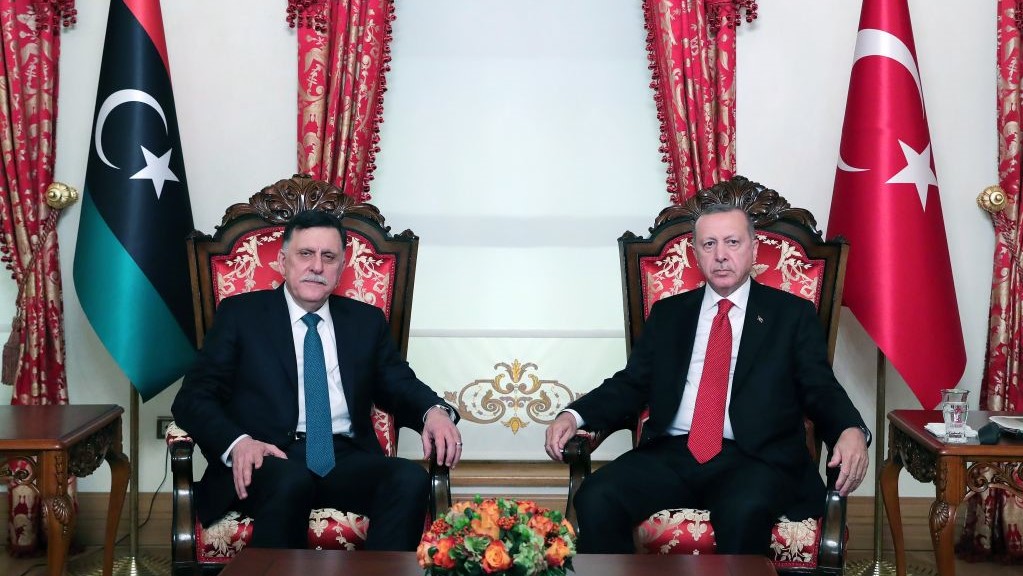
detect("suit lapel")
[269,287,299,391]
[656,288,703,426]
[329,298,357,408]
[731,281,770,393]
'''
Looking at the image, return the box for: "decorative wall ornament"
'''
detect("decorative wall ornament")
[44,182,77,209]
[444,360,579,434]
[977,185,1008,214]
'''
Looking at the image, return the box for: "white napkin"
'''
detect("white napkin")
[924,423,978,438]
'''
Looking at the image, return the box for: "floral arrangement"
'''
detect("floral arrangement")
[417,496,576,576]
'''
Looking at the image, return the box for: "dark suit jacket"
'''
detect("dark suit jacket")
[568,281,865,516]
[171,287,455,526]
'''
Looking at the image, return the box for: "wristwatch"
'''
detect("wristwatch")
[858,425,872,447]
[426,404,455,422]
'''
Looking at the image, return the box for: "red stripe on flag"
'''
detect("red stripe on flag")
[123,0,169,74]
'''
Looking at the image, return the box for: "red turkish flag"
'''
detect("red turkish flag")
[827,0,965,409]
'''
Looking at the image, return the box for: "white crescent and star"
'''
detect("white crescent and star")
[836,29,937,211]
[94,88,179,199]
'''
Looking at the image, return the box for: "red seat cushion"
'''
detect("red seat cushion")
[634,510,822,570]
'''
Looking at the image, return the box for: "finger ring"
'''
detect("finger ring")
[456,442,463,445]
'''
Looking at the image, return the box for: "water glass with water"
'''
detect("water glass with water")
[941,388,969,443]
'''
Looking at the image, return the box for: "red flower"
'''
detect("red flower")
[432,537,457,570]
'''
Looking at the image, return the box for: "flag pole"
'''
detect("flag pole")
[845,351,931,576]
[67,386,169,576]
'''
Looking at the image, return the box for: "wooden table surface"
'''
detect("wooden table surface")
[219,548,777,576]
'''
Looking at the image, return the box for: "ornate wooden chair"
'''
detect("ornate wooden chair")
[166,174,450,576]
[562,176,850,575]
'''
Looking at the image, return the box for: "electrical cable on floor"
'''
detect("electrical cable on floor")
[16,442,173,575]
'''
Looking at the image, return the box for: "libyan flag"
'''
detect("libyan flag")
[74,0,197,401]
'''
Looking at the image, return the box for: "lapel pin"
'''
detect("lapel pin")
[757,315,764,324]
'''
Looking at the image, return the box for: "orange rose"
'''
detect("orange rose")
[432,537,457,570]
[478,499,500,521]
[516,500,539,515]
[481,540,513,573]
[528,514,556,537]
[545,536,571,567]
[471,512,500,540]
[451,501,473,515]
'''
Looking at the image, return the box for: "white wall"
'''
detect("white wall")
[6,0,994,502]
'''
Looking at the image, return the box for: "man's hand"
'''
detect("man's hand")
[230,437,287,500]
[544,412,579,462]
[423,406,462,468]
[827,426,869,496]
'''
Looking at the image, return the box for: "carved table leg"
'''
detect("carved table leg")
[40,450,74,576]
[104,444,130,576]
[930,456,965,576]
[880,452,905,576]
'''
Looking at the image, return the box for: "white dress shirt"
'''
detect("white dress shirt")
[565,277,752,439]
[221,290,352,465]
[667,277,751,438]
[284,289,353,437]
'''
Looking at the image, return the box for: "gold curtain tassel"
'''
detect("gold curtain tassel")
[1,324,20,386]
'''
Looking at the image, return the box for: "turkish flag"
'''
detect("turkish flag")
[827,0,966,409]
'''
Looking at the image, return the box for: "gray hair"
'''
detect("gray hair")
[696,204,755,241]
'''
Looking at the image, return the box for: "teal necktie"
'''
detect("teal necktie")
[301,313,335,476]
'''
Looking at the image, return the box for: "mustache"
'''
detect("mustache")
[301,273,329,285]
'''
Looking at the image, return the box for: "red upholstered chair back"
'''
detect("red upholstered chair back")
[620,175,848,460]
[186,174,419,455]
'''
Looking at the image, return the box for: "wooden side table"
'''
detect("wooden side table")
[880,409,1023,576]
[0,404,130,576]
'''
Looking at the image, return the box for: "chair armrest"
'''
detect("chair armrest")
[167,423,199,575]
[562,434,593,531]
[816,459,847,575]
[428,456,451,520]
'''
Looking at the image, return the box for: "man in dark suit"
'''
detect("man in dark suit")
[544,204,869,555]
[172,210,461,551]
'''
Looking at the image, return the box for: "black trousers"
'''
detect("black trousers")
[235,435,429,550]
[573,435,796,555]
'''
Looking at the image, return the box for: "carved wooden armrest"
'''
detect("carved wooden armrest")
[816,454,847,575]
[428,456,451,520]
[562,434,593,531]
[168,422,198,573]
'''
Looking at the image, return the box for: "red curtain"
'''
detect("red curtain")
[0,2,69,405]
[0,0,74,557]
[292,0,394,203]
[958,0,1023,562]
[644,0,756,205]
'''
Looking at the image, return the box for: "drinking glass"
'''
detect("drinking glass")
[941,388,969,443]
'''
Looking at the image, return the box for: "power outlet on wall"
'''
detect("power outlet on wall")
[156,416,174,439]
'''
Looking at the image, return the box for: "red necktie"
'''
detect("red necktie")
[688,298,733,464]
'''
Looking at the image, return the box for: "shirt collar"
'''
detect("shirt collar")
[283,287,330,325]
[702,276,752,313]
